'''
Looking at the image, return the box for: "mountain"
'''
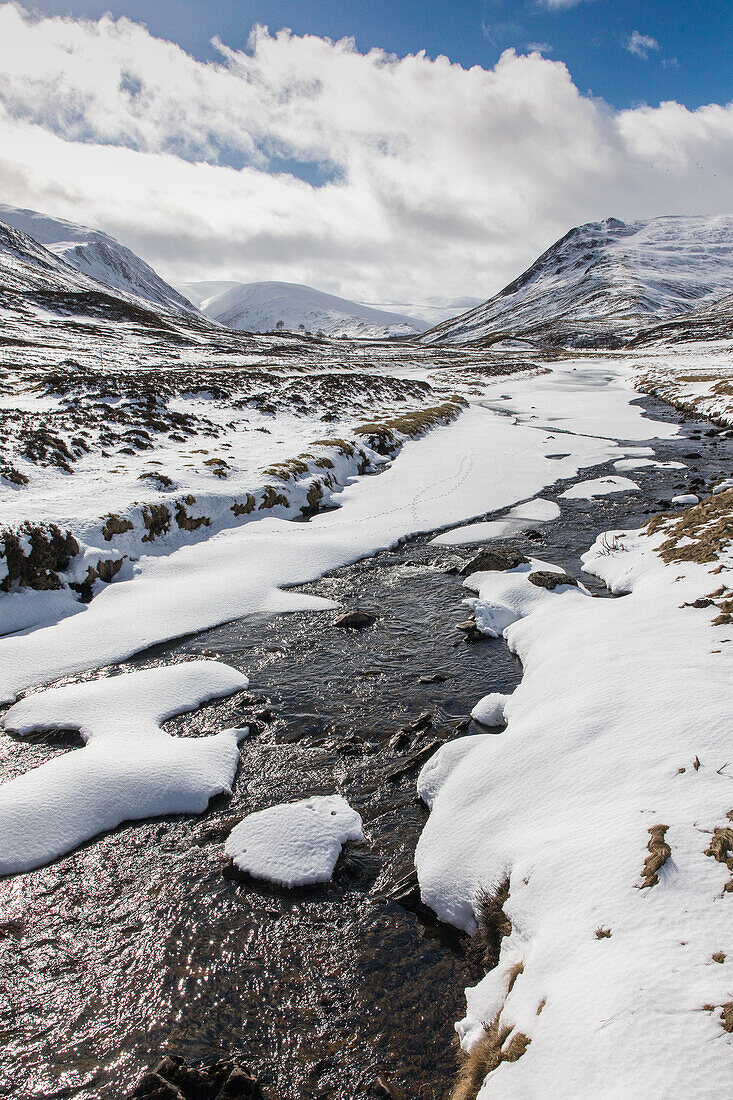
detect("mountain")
[631,291,733,346]
[0,219,300,371]
[0,203,196,315]
[182,279,428,338]
[421,215,733,348]
[360,294,484,327]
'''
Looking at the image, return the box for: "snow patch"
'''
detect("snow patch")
[0,660,248,874]
[225,794,363,886]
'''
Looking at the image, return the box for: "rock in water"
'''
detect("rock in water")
[129,1056,263,1099]
[334,609,377,629]
[527,570,578,590]
[459,546,529,576]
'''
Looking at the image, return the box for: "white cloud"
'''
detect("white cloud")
[0,4,731,304]
[626,31,661,60]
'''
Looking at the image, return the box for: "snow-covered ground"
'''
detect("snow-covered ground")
[0,357,679,704]
[415,492,733,1097]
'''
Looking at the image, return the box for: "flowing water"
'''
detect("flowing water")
[1,397,730,1100]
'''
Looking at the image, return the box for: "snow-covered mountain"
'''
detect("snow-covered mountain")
[182,279,428,338]
[360,294,484,327]
[0,203,196,315]
[631,290,733,346]
[422,215,733,348]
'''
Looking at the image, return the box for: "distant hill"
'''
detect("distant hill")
[421,216,733,348]
[182,279,428,338]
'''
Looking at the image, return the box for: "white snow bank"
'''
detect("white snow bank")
[0,660,248,874]
[224,794,363,886]
[466,559,589,639]
[508,498,560,522]
[560,475,640,499]
[416,519,733,1097]
[417,735,497,810]
[672,493,700,505]
[471,692,511,726]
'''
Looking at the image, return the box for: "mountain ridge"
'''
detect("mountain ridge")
[421,215,733,348]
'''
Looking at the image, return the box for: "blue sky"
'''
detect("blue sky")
[28,0,733,110]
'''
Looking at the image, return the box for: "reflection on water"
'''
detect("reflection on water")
[0,399,729,1099]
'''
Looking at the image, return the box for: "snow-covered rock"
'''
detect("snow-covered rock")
[422,215,733,348]
[471,691,511,726]
[185,279,427,338]
[225,794,363,886]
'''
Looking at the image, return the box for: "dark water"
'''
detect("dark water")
[1,398,730,1100]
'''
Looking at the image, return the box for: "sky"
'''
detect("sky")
[0,0,732,304]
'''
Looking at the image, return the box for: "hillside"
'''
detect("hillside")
[186,279,427,338]
[0,203,196,315]
[421,215,733,348]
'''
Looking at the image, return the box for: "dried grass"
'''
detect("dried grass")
[639,824,671,888]
[645,489,733,565]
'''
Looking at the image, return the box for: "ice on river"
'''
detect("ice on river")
[560,474,640,499]
[225,795,364,887]
[0,661,248,874]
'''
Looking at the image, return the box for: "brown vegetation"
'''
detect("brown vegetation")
[102,513,134,541]
[704,812,733,893]
[645,489,733,565]
[639,824,671,888]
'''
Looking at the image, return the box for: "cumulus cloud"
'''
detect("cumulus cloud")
[626,31,661,60]
[0,3,731,303]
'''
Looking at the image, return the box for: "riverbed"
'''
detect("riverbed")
[1,391,730,1100]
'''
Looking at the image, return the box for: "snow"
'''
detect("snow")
[470,691,511,727]
[189,279,426,338]
[432,498,560,547]
[507,498,560,522]
[415,515,733,1097]
[0,203,196,314]
[613,457,685,471]
[0,661,248,874]
[417,735,496,810]
[423,215,733,347]
[467,559,590,639]
[560,475,640,499]
[0,357,679,704]
[224,794,363,887]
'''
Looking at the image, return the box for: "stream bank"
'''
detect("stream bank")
[1,395,731,1100]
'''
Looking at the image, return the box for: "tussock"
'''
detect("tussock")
[639,824,671,888]
[102,513,133,541]
[451,966,529,1100]
[258,485,289,510]
[231,494,256,516]
[646,489,733,565]
[354,398,467,456]
[263,457,311,481]
[140,504,171,542]
[704,813,733,892]
[466,879,512,975]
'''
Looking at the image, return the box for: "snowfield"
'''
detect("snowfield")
[415,497,733,1097]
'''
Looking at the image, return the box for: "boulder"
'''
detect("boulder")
[459,546,528,577]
